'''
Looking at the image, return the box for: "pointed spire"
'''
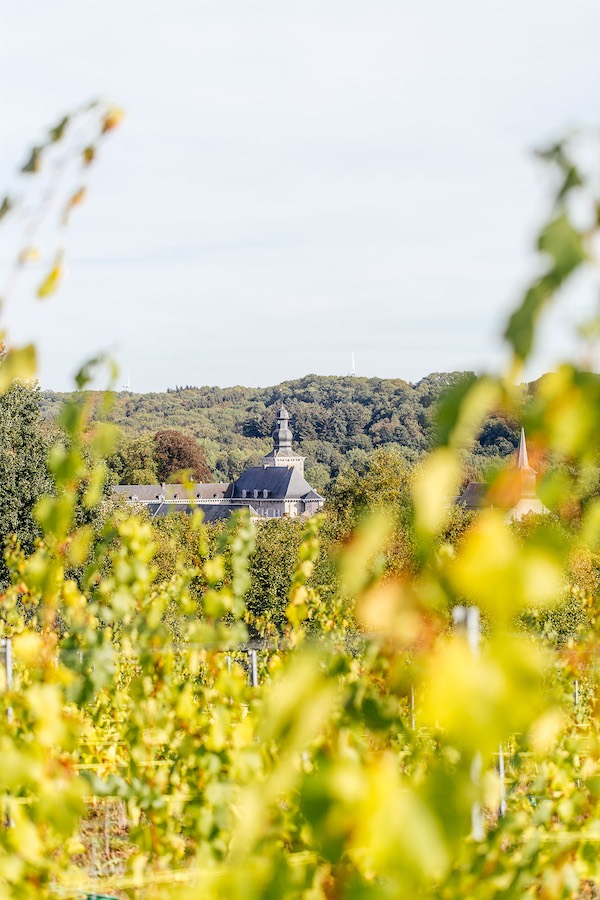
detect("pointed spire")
[516,428,534,471]
[516,428,528,469]
[515,428,537,499]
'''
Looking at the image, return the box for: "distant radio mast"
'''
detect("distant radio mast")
[123,369,131,392]
[350,352,356,377]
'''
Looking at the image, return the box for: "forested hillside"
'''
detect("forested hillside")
[41,372,524,488]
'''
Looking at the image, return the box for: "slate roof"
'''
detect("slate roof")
[113,485,164,502]
[194,483,233,499]
[113,483,232,502]
[455,482,488,509]
[302,489,324,501]
[147,502,257,521]
[232,466,322,500]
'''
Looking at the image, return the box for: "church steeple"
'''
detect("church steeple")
[516,428,534,472]
[515,428,536,498]
[272,404,293,454]
[262,403,306,474]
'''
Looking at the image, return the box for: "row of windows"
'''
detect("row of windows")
[242,489,270,499]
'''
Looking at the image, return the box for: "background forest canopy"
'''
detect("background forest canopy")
[40,370,540,492]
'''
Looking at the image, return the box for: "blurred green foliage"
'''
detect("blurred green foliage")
[1,115,600,900]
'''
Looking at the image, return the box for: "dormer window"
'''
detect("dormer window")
[242,489,248,498]
[263,489,269,498]
[253,489,259,499]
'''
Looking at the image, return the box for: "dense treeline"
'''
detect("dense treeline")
[8,372,598,635]
[41,372,524,490]
[0,372,525,596]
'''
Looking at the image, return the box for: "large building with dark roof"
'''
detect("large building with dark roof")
[112,405,324,521]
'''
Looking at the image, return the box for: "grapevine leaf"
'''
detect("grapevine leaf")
[82,145,96,166]
[62,186,87,225]
[21,145,42,174]
[101,107,124,134]
[412,448,461,539]
[0,344,37,392]
[504,277,554,361]
[36,253,64,299]
[537,213,586,279]
[0,196,13,221]
[505,214,587,362]
[48,115,69,143]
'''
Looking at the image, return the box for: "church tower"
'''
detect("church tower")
[515,428,537,499]
[262,404,306,475]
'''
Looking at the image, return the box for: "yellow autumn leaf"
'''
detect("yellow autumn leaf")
[449,376,500,450]
[450,510,518,615]
[101,106,125,133]
[62,186,87,225]
[0,344,37,392]
[13,631,45,667]
[421,635,549,755]
[338,508,393,597]
[82,144,96,166]
[36,254,64,298]
[351,756,450,885]
[66,525,93,566]
[450,509,563,616]
[412,447,461,538]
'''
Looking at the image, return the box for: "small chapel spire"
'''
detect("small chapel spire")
[516,428,534,472]
[515,428,537,499]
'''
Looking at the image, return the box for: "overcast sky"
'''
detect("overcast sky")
[1,1,599,392]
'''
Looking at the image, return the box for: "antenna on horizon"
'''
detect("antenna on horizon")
[350,352,356,377]
[123,369,131,392]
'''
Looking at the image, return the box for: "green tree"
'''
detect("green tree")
[0,379,52,587]
[327,446,413,530]
[107,432,158,484]
[246,519,304,633]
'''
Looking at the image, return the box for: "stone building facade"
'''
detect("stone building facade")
[112,405,324,521]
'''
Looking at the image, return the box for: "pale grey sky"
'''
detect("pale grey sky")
[1,1,599,391]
